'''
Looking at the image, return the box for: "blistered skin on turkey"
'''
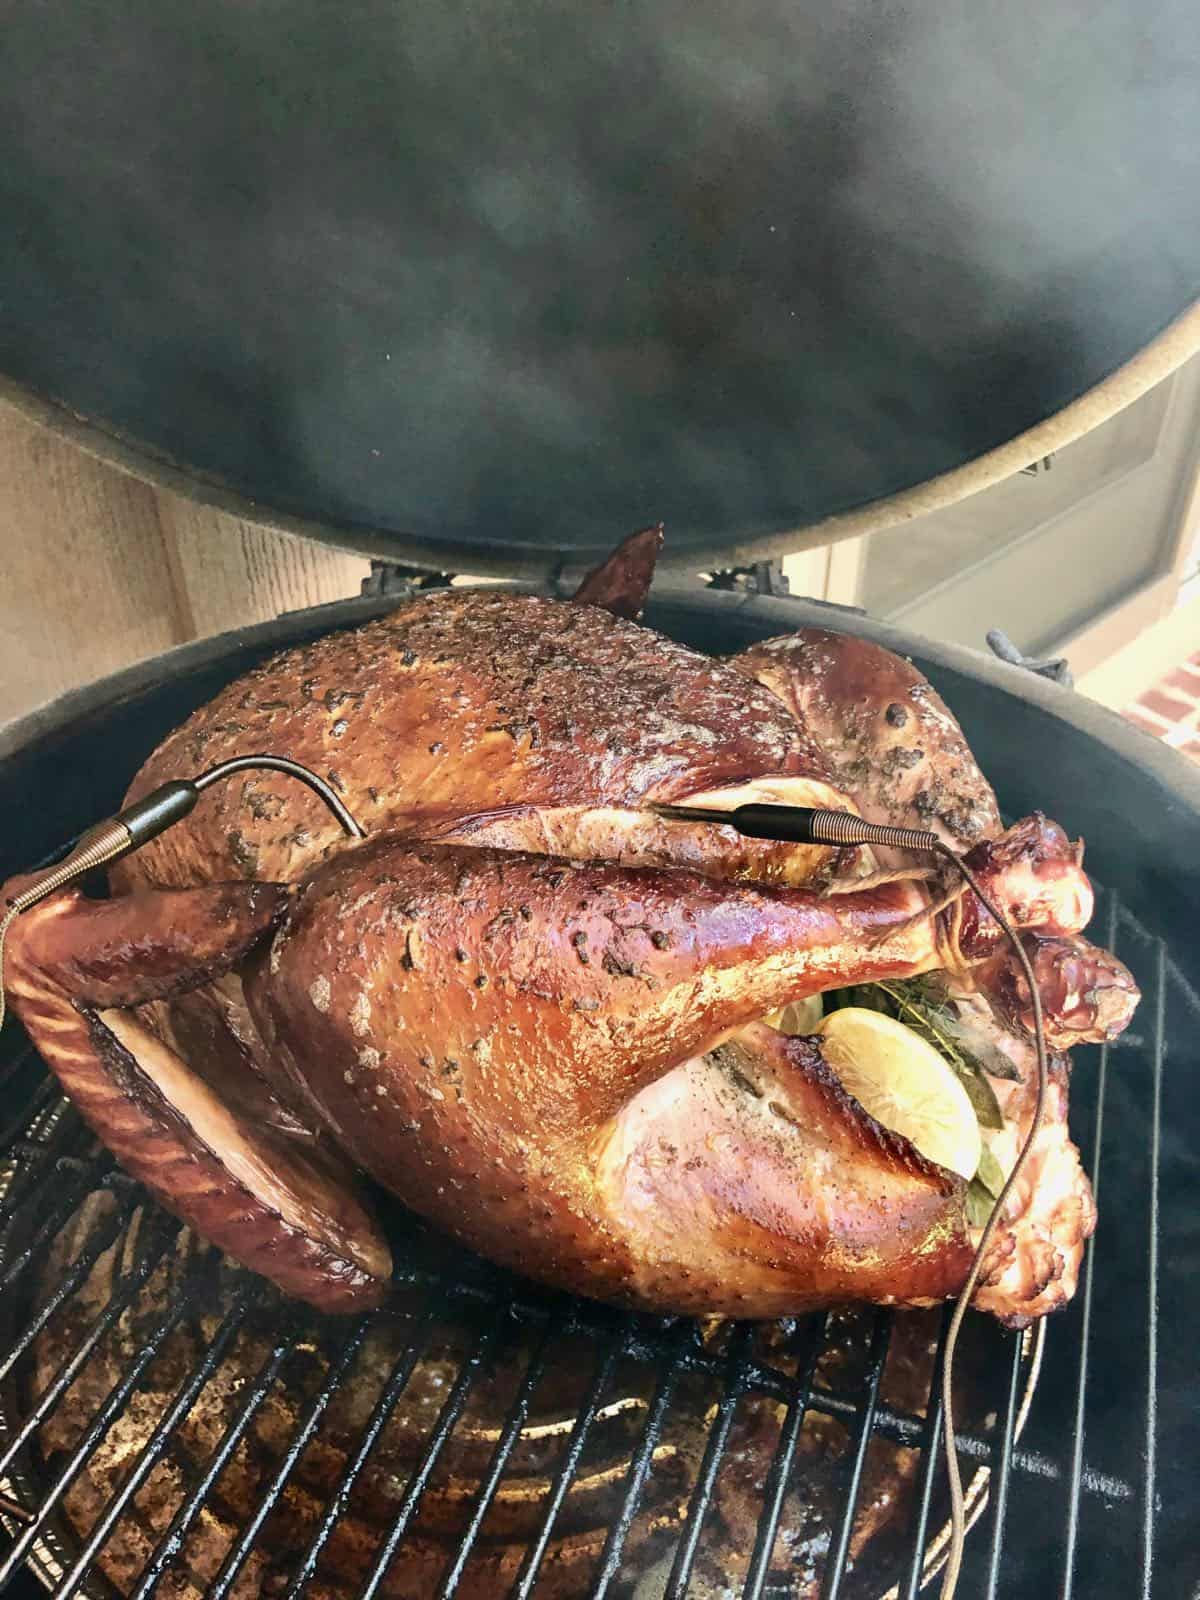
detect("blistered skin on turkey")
[115,589,850,896]
[245,836,977,1314]
[734,626,1001,851]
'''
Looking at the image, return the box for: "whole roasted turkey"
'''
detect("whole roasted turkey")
[3,531,1137,1327]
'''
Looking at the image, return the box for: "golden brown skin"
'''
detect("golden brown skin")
[244,836,974,1314]
[116,588,848,896]
[5,816,1107,1317]
[595,1025,975,1315]
[735,626,1000,848]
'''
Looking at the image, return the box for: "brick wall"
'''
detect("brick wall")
[1123,655,1200,761]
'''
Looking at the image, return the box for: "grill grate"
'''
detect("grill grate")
[0,885,1184,1598]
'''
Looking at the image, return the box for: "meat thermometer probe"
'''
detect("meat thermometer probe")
[649,800,938,854]
[0,754,363,928]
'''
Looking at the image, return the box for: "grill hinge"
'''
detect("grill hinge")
[986,629,1074,689]
[361,562,455,600]
[704,560,792,597]
[705,559,870,618]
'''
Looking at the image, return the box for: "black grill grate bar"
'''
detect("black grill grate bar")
[0,1216,183,1481]
[0,1149,112,1258]
[806,1380,1132,1501]
[112,1257,1114,1504]
[53,1234,1032,1469]
[53,1278,264,1600]
[0,1079,59,1161]
[663,1321,757,1600]
[1060,891,1118,1597]
[283,1292,446,1599]
[982,1332,1026,1599]
[1163,949,1200,1016]
[129,1324,301,1600]
[0,1042,35,1097]
[1141,939,1165,1600]
[0,1184,142,1385]
[0,1113,90,1219]
[511,1323,630,1599]
[357,1319,501,1600]
[437,1313,560,1598]
[0,1490,32,1528]
[822,1309,894,1599]
[0,1251,201,1589]
[934,1432,1129,1498]
[742,1312,831,1600]
[206,1315,375,1600]
[900,1304,955,1600]
[1,1137,63,1174]
[590,1323,693,1600]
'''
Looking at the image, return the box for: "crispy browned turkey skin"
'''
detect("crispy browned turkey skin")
[2,538,1138,1322]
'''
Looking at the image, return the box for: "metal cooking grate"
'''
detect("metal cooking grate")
[0,882,1182,1598]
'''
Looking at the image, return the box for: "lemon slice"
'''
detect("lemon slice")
[817,1008,981,1180]
[763,995,824,1036]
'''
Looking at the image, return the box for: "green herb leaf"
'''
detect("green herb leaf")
[965,1178,997,1228]
[974,1142,1007,1197]
[931,1010,1022,1081]
[949,1058,1005,1131]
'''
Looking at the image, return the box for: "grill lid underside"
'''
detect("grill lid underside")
[3,0,1200,572]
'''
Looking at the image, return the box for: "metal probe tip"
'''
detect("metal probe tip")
[648,803,736,825]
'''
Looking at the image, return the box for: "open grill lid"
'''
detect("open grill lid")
[3,0,1200,577]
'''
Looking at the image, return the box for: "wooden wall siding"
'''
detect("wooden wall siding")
[0,400,370,726]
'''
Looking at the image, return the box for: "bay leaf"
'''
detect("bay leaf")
[935,1010,1023,1081]
[975,1142,1007,1197]
[965,1178,997,1228]
[951,1059,1005,1131]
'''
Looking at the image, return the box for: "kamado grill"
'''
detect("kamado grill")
[3,1,1200,1595]
[1,583,1198,1599]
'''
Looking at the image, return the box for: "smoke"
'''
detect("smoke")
[1,0,1197,569]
